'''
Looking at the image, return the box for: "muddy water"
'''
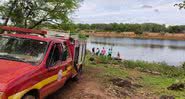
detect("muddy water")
[87,36,185,66]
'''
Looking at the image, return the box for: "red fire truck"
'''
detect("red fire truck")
[0,26,86,99]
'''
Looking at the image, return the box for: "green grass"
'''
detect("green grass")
[138,74,185,98]
[87,62,128,79]
[122,60,185,77]
[141,75,175,88]
[78,33,89,40]
[85,53,185,98]
[104,66,128,78]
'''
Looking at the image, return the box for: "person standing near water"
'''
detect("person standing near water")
[101,47,106,56]
[117,52,121,59]
[96,48,100,55]
[92,47,95,55]
[108,48,112,57]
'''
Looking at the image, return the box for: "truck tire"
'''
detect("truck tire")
[78,64,83,74]
[72,64,83,81]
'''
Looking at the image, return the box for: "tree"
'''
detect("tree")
[175,1,185,9]
[75,23,168,33]
[0,0,81,29]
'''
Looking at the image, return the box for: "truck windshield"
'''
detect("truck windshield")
[0,35,48,65]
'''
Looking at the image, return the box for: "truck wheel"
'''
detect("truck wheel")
[23,95,37,99]
[72,64,83,81]
[78,64,83,74]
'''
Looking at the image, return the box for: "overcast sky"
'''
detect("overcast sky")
[73,0,185,25]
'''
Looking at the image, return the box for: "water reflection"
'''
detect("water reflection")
[91,41,185,50]
[90,41,167,49]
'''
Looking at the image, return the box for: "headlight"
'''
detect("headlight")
[0,92,4,99]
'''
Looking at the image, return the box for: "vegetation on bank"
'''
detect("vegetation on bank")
[86,52,185,98]
[75,23,185,34]
[92,55,185,78]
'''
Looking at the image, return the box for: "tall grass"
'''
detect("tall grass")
[87,51,185,78]
[122,60,185,77]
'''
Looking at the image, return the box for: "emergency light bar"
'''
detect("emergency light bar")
[0,26,47,35]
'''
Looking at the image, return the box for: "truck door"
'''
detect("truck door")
[41,43,67,97]
[60,42,75,78]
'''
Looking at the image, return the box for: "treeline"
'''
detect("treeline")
[75,23,185,34]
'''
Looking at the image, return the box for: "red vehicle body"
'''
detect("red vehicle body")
[0,26,86,99]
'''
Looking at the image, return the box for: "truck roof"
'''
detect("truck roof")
[3,33,66,43]
[0,26,68,43]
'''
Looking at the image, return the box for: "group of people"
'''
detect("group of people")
[92,47,112,57]
[92,47,121,59]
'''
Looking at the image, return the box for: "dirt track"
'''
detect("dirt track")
[45,66,162,99]
[45,64,163,99]
[46,67,117,99]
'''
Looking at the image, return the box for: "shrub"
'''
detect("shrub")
[134,30,143,35]
[78,33,88,40]
[182,62,185,70]
[97,55,112,64]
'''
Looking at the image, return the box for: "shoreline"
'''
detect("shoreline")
[83,32,185,41]
[86,53,185,98]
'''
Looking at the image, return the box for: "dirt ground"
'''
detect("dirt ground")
[46,68,117,99]
[45,66,160,99]
[82,31,185,41]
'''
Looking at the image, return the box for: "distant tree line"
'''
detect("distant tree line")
[74,23,185,34]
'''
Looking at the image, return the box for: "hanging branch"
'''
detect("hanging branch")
[3,0,18,26]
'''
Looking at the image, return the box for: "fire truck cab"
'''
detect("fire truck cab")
[0,26,86,99]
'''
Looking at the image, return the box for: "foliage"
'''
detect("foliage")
[182,62,185,70]
[78,33,88,40]
[74,23,185,34]
[96,55,112,64]
[134,30,143,35]
[87,51,185,78]
[85,52,185,98]
[0,0,81,29]
[175,1,185,9]
[168,25,185,33]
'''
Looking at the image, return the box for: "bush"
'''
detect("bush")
[86,52,185,78]
[182,62,185,70]
[97,55,112,64]
[134,30,143,35]
[78,33,88,40]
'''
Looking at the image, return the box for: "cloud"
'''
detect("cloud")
[154,9,160,13]
[73,0,185,25]
[141,5,153,9]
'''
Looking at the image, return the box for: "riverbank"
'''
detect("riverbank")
[86,53,185,98]
[47,53,185,99]
[82,31,185,41]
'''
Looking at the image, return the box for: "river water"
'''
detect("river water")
[87,36,185,66]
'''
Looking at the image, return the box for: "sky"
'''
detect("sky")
[73,0,185,25]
